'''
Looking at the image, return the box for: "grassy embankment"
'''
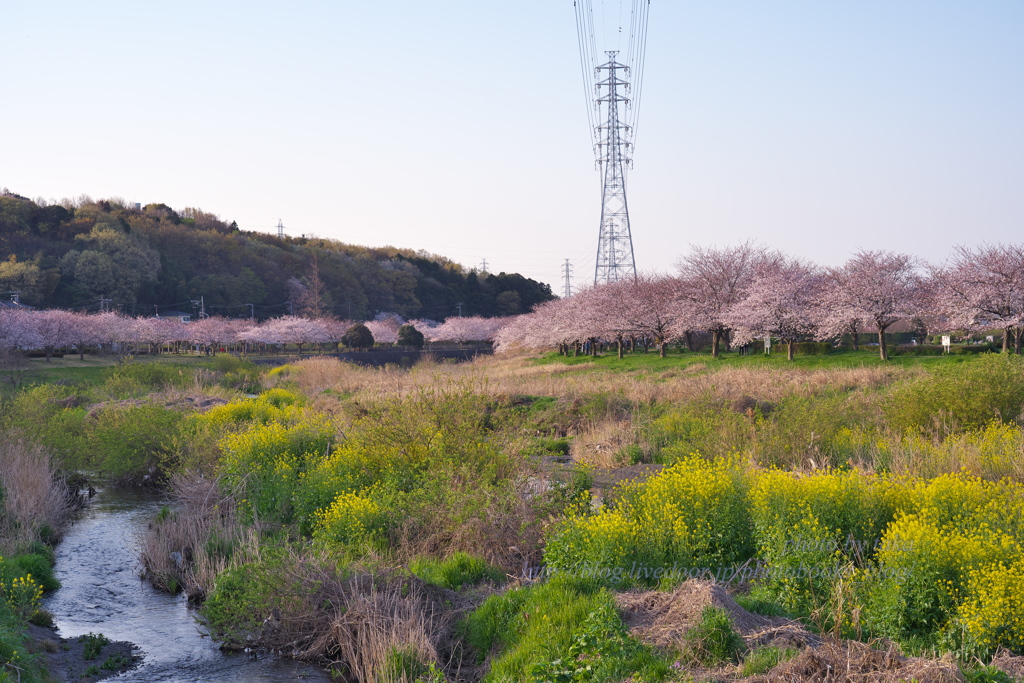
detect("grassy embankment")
[4,346,1024,681]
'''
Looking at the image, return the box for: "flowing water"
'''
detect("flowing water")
[43,486,331,682]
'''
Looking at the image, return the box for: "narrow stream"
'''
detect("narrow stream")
[44,486,331,682]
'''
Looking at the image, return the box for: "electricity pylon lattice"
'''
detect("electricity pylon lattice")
[593,51,636,285]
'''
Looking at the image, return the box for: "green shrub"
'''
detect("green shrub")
[78,632,111,660]
[544,456,752,587]
[749,469,899,615]
[1,384,88,466]
[410,552,504,590]
[464,577,667,683]
[86,403,185,480]
[682,606,745,666]
[398,325,425,349]
[8,553,59,592]
[379,646,441,682]
[740,645,797,676]
[219,416,334,525]
[885,354,1024,434]
[105,363,195,392]
[299,390,521,548]
[201,553,296,644]
[213,355,264,392]
[962,665,1015,683]
[650,397,751,463]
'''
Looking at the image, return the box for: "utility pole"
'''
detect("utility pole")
[191,297,207,319]
[456,302,463,317]
[99,297,113,313]
[154,305,159,317]
[247,303,254,320]
[562,259,574,298]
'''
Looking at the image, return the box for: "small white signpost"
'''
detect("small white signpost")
[764,336,771,355]
[942,335,951,354]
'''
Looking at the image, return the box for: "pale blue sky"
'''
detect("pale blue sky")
[3,1,1022,290]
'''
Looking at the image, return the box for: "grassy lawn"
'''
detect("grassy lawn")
[12,354,220,389]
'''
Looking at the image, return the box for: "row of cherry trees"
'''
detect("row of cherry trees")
[0,308,509,361]
[495,243,1024,361]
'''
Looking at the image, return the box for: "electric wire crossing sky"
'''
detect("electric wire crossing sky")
[575,0,651,285]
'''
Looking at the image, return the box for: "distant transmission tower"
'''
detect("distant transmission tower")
[276,219,285,239]
[562,259,574,298]
[575,1,651,285]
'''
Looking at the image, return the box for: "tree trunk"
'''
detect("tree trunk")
[1016,327,1022,355]
[878,327,888,361]
[685,331,693,352]
[1004,327,1011,353]
[787,341,795,361]
[711,329,721,358]
[45,346,53,362]
[849,323,859,351]
[574,342,580,357]
[659,341,667,358]
[617,336,624,359]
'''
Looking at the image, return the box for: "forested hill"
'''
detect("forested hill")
[0,193,555,320]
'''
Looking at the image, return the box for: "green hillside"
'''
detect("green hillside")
[0,192,554,320]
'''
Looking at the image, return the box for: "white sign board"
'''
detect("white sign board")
[763,336,771,354]
[942,336,951,352]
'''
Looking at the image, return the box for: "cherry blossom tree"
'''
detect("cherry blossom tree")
[430,316,509,344]
[0,309,39,387]
[34,309,79,361]
[674,242,775,358]
[820,250,923,361]
[364,318,400,345]
[66,311,108,360]
[188,317,242,356]
[930,243,1024,353]
[0,308,43,351]
[614,274,687,357]
[727,258,822,360]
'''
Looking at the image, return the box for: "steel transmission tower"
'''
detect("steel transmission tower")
[562,259,574,298]
[574,0,650,286]
[593,51,636,285]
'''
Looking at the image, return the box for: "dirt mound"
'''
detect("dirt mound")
[991,650,1024,679]
[615,580,816,653]
[763,639,963,683]
[85,394,227,419]
[615,580,963,683]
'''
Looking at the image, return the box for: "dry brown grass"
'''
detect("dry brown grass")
[208,550,467,683]
[570,418,637,468]
[0,437,73,552]
[763,639,963,683]
[140,474,250,598]
[283,353,909,409]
